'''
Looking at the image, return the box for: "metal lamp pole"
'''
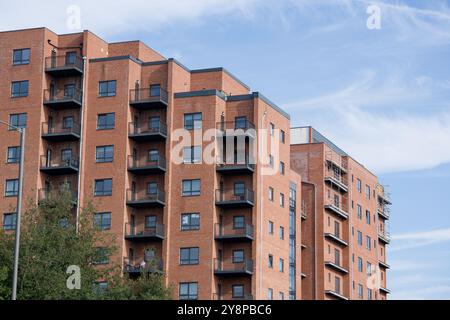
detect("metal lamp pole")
[0,120,25,300]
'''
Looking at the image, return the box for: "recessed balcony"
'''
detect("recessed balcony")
[214,223,254,242]
[325,261,348,274]
[377,207,390,220]
[217,120,256,139]
[214,259,253,277]
[324,175,348,193]
[40,155,79,175]
[324,202,349,219]
[215,189,255,208]
[124,223,165,242]
[378,192,392,205]
[129,88,168,110]
[378,229,391,244]
[325,233,348,247]
[216,161,255,175]
[43,88,82,109]
[45,55,84,77]
[41,122,80,142]
[127,155,166,175]
[126,189,165,208]
[123,257,163,275]
[38,188,78,206]
[128,121,167,142]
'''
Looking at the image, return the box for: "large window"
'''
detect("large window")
[97,113,115,130]
[96,146,114,163]
[9,113,27,129]
[179,282,198,300]
[184,113,202,130]
[182,179,201,197]
[93,247,109,265]
[3,213,17,231]
[232,285,244,299]
[99,80,116,97]
[13,48,30,65]
[181,213,200,231]
[5,179,19,197]
[180,247,199,265]
[94,212,111,231]
[183,146,202,164]
[11,81,29,98]
[233,250,244,263]
[94,179,112,196]
[7,147,20,164]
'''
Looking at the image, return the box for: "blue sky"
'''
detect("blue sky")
[2,0,450,299]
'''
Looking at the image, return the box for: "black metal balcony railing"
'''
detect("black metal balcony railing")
[125,223,165,241]
[127,155,167,174]
[214,223,254,241]
[215,189,255,207]
[123,257,163,274]
[129,88,168,108]
[38,188,78,204]
[324,200,349,219]
[43,88,83,108]
[40,155,79,175]
[126,189,166,208]
[214,259,254,276]
[216,159,255,175]
[41,122,81,141]
[128,121,168,141]
[212,293,254,300]
[218,120,256,132]
[378,228,391,244]
[45,55,84,74]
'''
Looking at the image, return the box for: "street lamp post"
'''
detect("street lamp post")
[0,119,25,300]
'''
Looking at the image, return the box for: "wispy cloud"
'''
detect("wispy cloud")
[391,228,450,252]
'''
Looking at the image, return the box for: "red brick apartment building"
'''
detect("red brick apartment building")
[0,27,390,300]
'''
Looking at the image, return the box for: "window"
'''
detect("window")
[96,146,114,163]
[365,185,371,199]
[235,116,247,129]
[279,292,285,300]
[269,154,274,167]
[181,213,200,231]
[5,179,19,197]
[357,231,363,246]
[180,247,199,265]
[280,162,285,175]
[358,257,363,272]
[357,179,362,193]
[144,248,156,263]
[99,80,116,97]
[233,250,244,263]
[358,284,364,299]
[269,187,274,201]
[367,262,372,276]
[357,204,362,219]
[7,147,20,164]
[97,113,115,130]
[13,49,30,65]
[334,221,340,238]
[280,130,286,143]
[148,150,159,162]
[150,84,161,97]
[147,182,158,195]
[279,258,284,272]
[94,213,111,231]
[3,213,17,231]
[366,210,371,225]
[268,288,273,300]
[65,52,77,65]
[64,84,75,98]
[183,146,201,164]
[270,123,275,136]
[145,216,157,229]
[269,221,274,235]
[93,281,108,295]
[9,113,27,129]
[93,247,109,265]
[279,226,285,240]
[367,288,372,300]
[233,216,245,229]
[365,236,372,251]
[184,113,202,130]
[268,254,273,268]
[11,81,29,98]
[233,182,245,197]
[232,285,244,299]
[63,116,74,129]
[182,179,201,196]
[94,179,112,196]
[280,193,285,207]
[335,249,341,266]
[179,282,198,300]
[335,277,341,294]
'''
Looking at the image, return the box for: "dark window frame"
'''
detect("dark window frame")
[181,213,200,231]
[11,81,29,98]
[5,179,19,197]
[3,212,17,231]
[180,247,199,265]
[182,179,201,197]
[94,212,112,231]
[94,179,113,197]
[179,282,198,300]
[13,48,30,65]
[184,113,202,130]
[98,80,117,97]
[96,145,114,163]
[97,113,115,130]
[7,146,21,164]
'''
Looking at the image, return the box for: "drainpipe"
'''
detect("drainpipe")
[258,110,267,299]
[302,180,317,300]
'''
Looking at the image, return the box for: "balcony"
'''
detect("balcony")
[45,55,84,77]
[214,259,253,277]
[379,260,390,269]
[378,192,392,205]
[377,207,390,220]
[301,201,307,220]
[217,120,256,139]
[324,174,348,193]
[128,121,167,142]
[324,201,349,219]
[325,233,348,247]
[43,88,82,109]
[123,258,163,275]
[325,261,349,274]
[213,293,254,300]
[126,189,165,208]
[124,223,165,242]
[216,161,255,175]
[215,189,255,208]
[129,88,168,109]
[40,156,79,175]
[379,287,391,294]
[214,223,254,242]
[127,155,166,175]
[325,290,349,300]
[41,122,80,142]
[378,229,391,244]
[38,189,78,206]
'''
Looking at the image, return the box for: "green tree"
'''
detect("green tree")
[0,187,172,300]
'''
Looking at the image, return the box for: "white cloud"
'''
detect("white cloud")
[390,228,450,252]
